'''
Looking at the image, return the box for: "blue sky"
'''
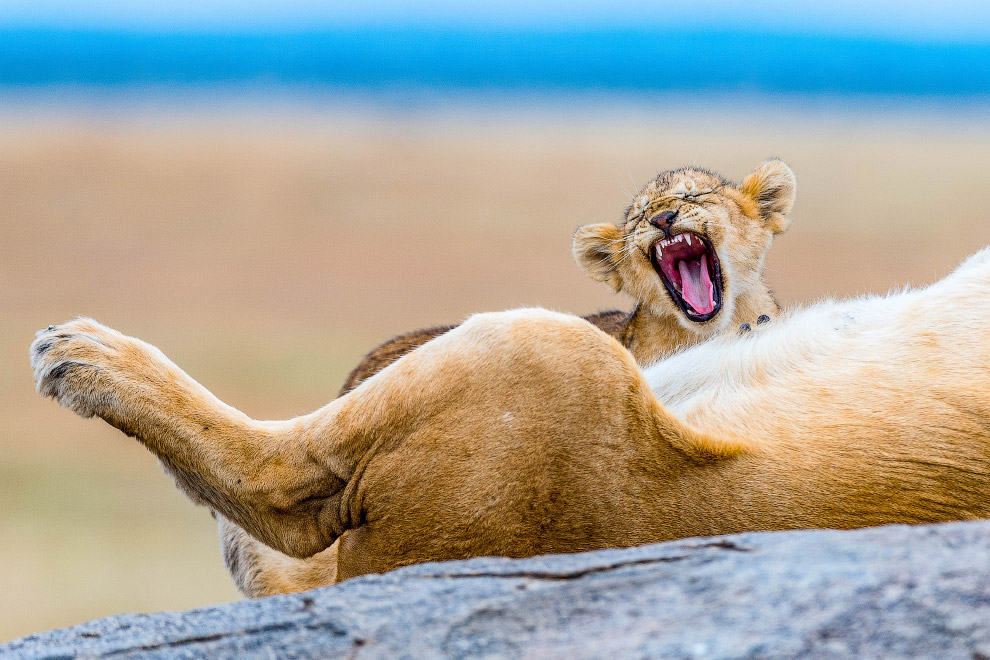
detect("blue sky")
[2,0,990,41]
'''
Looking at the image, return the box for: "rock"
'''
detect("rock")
[4,521,990,659]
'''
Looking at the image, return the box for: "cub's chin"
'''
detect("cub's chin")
[650,231,724,323]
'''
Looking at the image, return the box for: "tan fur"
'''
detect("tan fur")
[30,244,990,597]
[339,161,793,395]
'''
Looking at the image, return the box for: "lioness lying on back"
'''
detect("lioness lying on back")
[29,160,804,599]
[339,159,795,393]
[32,251,990,595]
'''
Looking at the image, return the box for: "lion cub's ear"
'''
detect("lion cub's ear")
[573,223,625,292]
[741,159,796,235]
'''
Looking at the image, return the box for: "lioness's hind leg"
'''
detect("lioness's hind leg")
[31,319,351,558]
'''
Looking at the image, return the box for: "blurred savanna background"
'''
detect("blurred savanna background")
[2,0,990,642]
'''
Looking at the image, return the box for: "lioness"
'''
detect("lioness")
[30,176,990,598]
[31,250,990,593]
[338,159,794,393]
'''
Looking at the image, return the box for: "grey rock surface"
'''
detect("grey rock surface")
[3,521,990,659]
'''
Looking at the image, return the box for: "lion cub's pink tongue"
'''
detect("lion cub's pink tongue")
[678,254,715,315]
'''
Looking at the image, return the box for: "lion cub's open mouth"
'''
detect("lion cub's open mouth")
[651,232,724,322]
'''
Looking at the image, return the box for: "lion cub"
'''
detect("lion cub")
[339,159,795,393]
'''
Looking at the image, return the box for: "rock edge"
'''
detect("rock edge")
[3,521,990,659]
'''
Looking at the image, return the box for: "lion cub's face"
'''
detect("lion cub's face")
[573,160,796,330]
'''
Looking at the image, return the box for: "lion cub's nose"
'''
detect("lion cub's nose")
[649,210,678,230]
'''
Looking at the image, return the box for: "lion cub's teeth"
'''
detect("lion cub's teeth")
[686,235,693,246]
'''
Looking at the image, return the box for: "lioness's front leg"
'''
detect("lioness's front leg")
[30,318,356,558]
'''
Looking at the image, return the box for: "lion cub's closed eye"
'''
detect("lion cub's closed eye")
[340,160,796,393]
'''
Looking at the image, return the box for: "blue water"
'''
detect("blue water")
[2,27,989,96]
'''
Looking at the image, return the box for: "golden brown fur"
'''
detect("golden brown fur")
[31,245,990,597]
[28,161,990,599]
[339,161,793,394]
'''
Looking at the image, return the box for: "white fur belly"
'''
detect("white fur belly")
[643,247,990,435]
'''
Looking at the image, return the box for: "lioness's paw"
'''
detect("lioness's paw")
[30,318,131,418]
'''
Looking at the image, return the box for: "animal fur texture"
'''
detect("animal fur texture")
[30,248,990,595]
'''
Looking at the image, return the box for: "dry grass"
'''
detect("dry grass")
[2,100,989,641]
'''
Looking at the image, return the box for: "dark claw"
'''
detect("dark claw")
[47,325,57,332]
[757,315,770,325]
[738,323,752,334]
